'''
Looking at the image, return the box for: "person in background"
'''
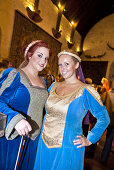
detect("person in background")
[101,77,109,92]
[100,87,107,105]
[0,40,52,170]
[101,81,114,164]
[85,78,92,85]
[34,49,110,170]
[97,85,102,96]
[46,71,56,88]
[108,62,114,88]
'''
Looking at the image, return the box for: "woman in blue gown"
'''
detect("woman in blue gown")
[0,40,52,170]
[34,49,110,170]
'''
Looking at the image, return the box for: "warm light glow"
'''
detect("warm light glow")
[70,21,78,28]
[83,46,89,51]
[58,2,61,8]
[28,5,34,11]
[71,21,74,25]
[67,38,73,44]
[66,37,70,42]
[58,2,64,11]
[77,46,80,52]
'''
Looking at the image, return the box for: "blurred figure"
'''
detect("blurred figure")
[46,73,55,88]
[85,77,92,85]
[101,77,109,92]
[100,87,107,105]
[0,59,13,73]
[101,81,114,164]
[108,62,114,88]
[96,85,102,95]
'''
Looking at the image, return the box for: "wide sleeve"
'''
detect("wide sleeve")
[0,68,25,140]
[83,85,110,144]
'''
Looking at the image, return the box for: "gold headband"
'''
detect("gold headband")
[57,50,81,62]
[24,40,40,58]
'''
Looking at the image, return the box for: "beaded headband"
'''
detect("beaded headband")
[57,50,81,62]
[24,40,40,58]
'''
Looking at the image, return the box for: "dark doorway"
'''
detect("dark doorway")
[81,61,108,85]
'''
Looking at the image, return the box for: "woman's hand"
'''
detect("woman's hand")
[15,119,32,136]
[73,135,92,148]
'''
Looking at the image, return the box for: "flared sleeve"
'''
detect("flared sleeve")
[83,85,110,144]
[0,68,26,140]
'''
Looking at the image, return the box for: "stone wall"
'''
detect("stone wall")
[0,0,113,78]
[0,0,81,61]
[82,14,114,78]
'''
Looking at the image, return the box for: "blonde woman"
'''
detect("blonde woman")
[34,49,110,170]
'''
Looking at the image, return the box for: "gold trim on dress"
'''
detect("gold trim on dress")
[54,82,84,98]
[41,83,85,148]
[85,86,103,106]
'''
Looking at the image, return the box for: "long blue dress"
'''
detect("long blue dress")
[0,68,48,170]
[34,82,110,170]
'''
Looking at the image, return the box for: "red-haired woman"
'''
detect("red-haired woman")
[0,40,51,170]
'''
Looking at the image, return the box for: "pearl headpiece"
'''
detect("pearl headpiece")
[24,40,40,58]
[58,50,81,62]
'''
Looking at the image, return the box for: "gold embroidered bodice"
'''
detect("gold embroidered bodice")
[42,82,103,148]
[42,83,85,148]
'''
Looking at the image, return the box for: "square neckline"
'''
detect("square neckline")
[18,68,47,90]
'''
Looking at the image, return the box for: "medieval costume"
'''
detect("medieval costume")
[0,68,48,170]
[34,82,110,170]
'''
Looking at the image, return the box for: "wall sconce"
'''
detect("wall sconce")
[26,0,42,22]
[52,3,65,39]
[67,21,77,49]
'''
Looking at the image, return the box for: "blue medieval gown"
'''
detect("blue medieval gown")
[34,82,110,170]
[0,68,48,170]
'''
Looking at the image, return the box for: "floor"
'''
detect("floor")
[84,133,114,170]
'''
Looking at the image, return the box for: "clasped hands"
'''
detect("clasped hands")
[73,135,92,148]
[15,119,32,136]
